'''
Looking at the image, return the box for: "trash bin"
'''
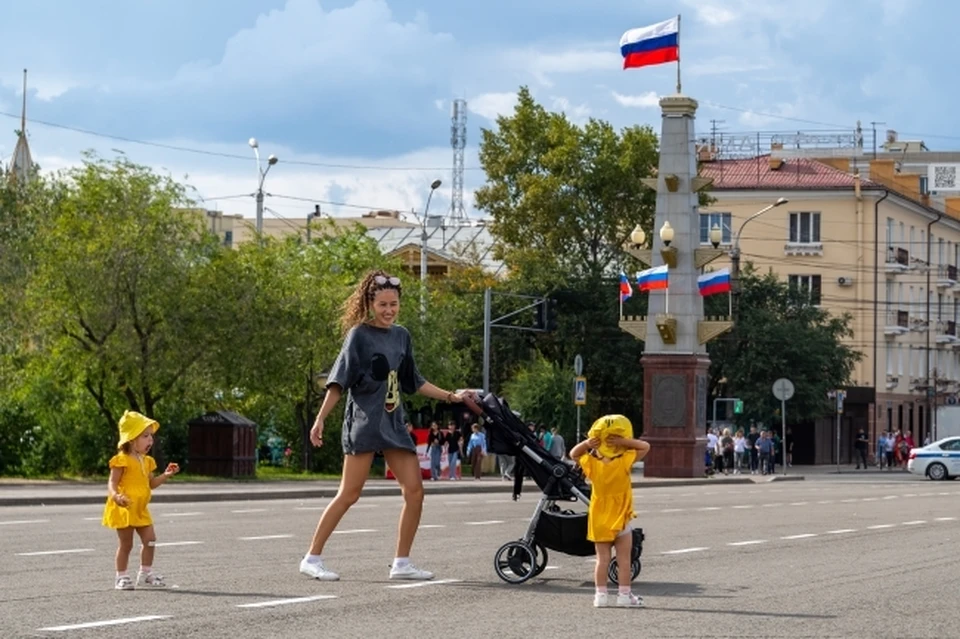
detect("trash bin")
[187,411,257,478]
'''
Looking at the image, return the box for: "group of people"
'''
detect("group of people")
[706,424,787,476]
[424,420,488,480]
[101,268,649,608]
[868,429,920,470]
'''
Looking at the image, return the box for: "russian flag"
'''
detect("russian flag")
[637,265,669,292]
[698,268,732,297]
[620,17,679,70]
[619,272,633,302]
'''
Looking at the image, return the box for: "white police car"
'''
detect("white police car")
[907,437,960,480]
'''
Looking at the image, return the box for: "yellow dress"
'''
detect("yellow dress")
[102,453,156,529]
[579,449,637,542]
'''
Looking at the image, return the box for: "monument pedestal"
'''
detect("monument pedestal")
[640,353,710,478]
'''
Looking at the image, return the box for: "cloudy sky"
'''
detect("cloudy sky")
[0,0,956,222]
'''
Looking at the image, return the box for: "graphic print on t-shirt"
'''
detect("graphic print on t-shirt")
[385,369,400,412]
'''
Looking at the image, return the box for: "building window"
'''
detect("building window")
[788,274,821,305]
[788,212,821,244]
[699,212,731,245]
[224,230,233,247]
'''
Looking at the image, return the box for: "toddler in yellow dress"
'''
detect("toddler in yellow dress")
[102,411,179,590]
[570,415,650,608]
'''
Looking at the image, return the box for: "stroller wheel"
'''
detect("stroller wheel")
[494,541,537,584]
[607,557,642,585]
[531,543,549,577]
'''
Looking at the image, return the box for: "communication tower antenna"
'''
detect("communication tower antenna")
[449,98,467,223]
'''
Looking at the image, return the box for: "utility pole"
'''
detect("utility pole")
[306,204,321,243]
[870,121,886,159]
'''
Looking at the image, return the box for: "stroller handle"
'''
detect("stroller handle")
[461,392,484,417]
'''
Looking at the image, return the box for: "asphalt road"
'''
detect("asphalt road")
[1,475,958,638]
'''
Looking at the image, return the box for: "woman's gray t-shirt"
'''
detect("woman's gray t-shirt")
[327,323,426,454]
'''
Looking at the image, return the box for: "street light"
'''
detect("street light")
[709,224,722,249]
[249,137,279,239]
[420,179,442,319]
[730,197,788,314]
[630,224,646,247]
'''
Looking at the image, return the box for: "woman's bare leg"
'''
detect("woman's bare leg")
[307,452,374,555]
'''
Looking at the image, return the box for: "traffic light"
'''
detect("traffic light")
[733,399,743,414]
[545,297,558,331]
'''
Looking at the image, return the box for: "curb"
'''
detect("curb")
[0,475,801,507]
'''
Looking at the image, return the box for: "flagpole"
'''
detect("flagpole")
[676,14,682,94]
[665,286,670,315]
[728,290,732,319]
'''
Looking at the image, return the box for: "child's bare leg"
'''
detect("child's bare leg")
[593,542,613,589]
[115,528,134,572]
[135,525,157,568]
[614,530,634,590]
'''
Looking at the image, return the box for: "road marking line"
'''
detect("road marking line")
[154,541,204,547]
[727,540,767,546]
[332,529,377,535]
[418,524,446,529]
[938,492,950,496]
[826,529,856,534]
[386,578,461,589]
[38,615,171,632]
[789,502,809,506]
[163,512,202,517]
[816,501,834,505]
[761,503,782,508]
[661,547,708,555]
[231,508,267,514]
[935,517,957,522]
[861,497,878,502]
[882,496,898,500]
[902,520,926,525]
[697,507,721,511]
[239,534,293,541]
[485,499,515,504]
[237,595,337,608]
[840,498,858,503]
[544,565,559,570]
[0,519,49,526]
[781,534,817,540]
[464,520,505,526]
[294,506,326,511]
[903,493,916,497]
[17,548,94,556]
[351,504,380,509]
[445,501,470,505]
[732,505,754,509]
[83,516,102,521]
[661,508,685,513]
[867,524,896,530]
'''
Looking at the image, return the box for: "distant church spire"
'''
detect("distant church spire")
[9,68,33,184]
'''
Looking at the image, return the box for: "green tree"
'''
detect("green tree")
[704,265,862,426]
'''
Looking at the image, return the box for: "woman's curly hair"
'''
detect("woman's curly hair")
[339,269,403,335]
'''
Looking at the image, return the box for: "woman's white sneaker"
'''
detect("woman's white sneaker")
[388,563,434,580]
[299,558,340,581]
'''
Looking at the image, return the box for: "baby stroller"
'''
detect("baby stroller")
[464,392,644,585]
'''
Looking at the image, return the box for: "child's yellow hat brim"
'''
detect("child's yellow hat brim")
[117,411,159,449]
[587,414,633,458]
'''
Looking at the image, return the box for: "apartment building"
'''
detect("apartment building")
[698,148,960,464]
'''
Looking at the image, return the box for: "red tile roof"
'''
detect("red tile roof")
[699,155,881,190]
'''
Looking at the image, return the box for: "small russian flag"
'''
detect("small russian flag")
[637,265,669,292]
[619,272,633,302]
[698,268,732,297]
[620,17,679,70]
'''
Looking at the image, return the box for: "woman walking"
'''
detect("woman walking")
[300,270,472,582]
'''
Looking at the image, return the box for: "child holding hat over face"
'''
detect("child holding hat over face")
[102,411,180,590]
[569,415,650,608]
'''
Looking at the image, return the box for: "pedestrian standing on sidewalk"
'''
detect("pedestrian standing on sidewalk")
[301,270,473,582]
[426,421,445,481]
[466,423,487,480]
[854,428,868,469]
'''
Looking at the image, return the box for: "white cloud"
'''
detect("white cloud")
[612,91,660,108]
[503,46,619,87]
[687,58,772,77]
[434,99,446,111]
[736,103,802,128]
[468,92,517,121]
[550,97,591,123]
[694,4,738,25]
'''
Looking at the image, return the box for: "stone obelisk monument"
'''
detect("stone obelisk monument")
[621,95,729,478]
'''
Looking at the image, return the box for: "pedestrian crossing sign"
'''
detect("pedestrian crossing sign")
[574,376,587,406]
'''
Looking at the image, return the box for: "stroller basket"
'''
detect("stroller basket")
[534,509,596,557]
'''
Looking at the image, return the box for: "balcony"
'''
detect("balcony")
[884,309,909,336]
[885,375,899,390]
[936,319,958,344]
[938,264,959,289]
[884,247,909,274]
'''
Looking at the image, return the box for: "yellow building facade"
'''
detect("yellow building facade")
[700,153,960,463]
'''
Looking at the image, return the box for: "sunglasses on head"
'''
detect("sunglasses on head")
[374,275,401,287]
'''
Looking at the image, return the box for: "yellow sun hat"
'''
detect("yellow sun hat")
[117,411,159,449]
[587,414,633,458]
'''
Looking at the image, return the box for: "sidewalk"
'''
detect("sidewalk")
[0,465,806,507]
